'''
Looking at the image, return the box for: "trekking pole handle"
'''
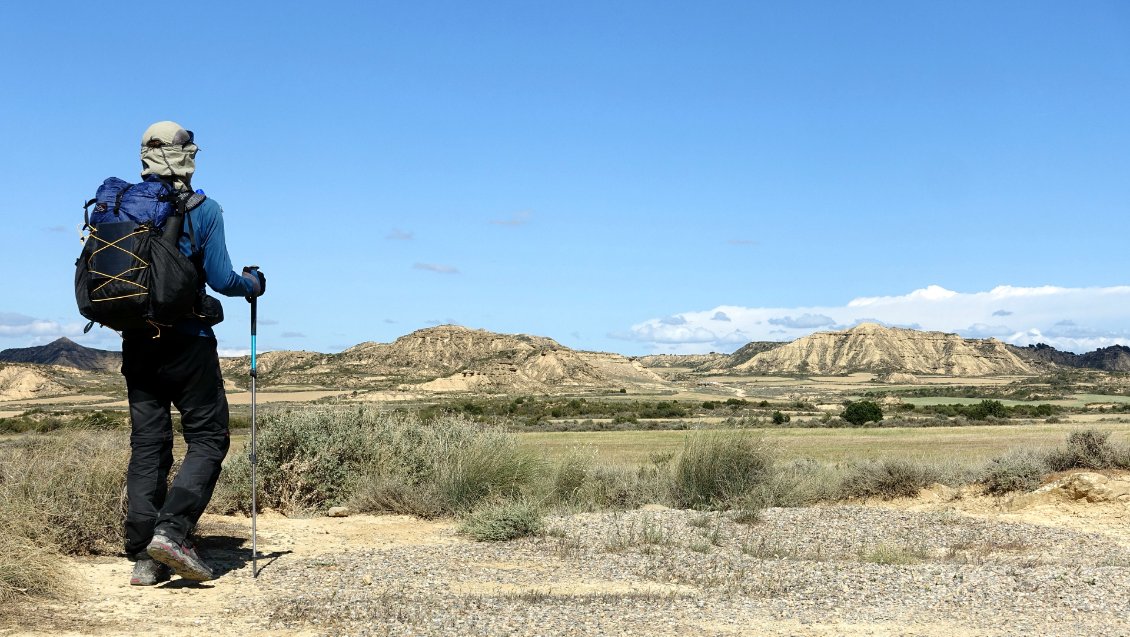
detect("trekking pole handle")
[248,266,259,378]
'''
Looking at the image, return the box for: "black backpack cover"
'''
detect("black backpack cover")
[75,177,207,332]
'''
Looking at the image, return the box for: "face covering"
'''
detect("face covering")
[139,121,198,190]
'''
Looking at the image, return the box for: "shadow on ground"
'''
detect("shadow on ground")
[183,533,293,580]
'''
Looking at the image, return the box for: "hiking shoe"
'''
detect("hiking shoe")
[146,532,214,581]
[129,556,170,586]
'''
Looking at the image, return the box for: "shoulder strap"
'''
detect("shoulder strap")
[175,191,207,254]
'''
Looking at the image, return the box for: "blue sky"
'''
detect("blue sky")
[1,1,1128,356]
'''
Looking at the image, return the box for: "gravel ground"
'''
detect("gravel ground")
[229,505,1130,637]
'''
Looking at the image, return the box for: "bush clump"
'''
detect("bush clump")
[842,400,883,426]
[458,499,545,541]
[838,458,939,499]
[672,430,774,510]
[1044,429,1127,471]
[212,408,543,517]
[982,449,1047,495]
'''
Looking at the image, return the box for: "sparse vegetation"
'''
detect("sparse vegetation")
[3,398,1129,612]
[458,499,545,541]
[0,408,128,433]
[861,543,929,565]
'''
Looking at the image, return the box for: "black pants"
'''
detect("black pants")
[122,333,230,556]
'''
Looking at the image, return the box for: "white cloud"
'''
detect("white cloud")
[0,310,122,350]
[490,211,531,226]
[622,284,1130,354]
[413,263,459,274]
[217,348,251,357]
[0,312,83,340]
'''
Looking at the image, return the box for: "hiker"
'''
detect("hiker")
[119,121,266,585]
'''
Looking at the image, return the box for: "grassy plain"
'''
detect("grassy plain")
[518,421,1130,466]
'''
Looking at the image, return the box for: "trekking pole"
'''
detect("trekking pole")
[248,267,260,578]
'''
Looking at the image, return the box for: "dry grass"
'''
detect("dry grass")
[0,430,129,609]
[0,532,66,606]
[212,408,545,518]
[0,431,127,555]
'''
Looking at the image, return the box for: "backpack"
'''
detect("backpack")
[74,177,208,333]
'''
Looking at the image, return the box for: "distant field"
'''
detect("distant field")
[902,394,1130,408]
[518,422,1130,466]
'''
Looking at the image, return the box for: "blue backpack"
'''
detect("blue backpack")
[74,177,208,332]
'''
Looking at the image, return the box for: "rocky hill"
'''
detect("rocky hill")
[0,338,121,373]
[220,325,669,394]
[1080,346,1130,372]
[1010,343,1130,372]
[734,323,1034,376]
[705,341,785,370]
[636,353,729,369]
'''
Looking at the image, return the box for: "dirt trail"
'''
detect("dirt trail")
[5,514,459,637]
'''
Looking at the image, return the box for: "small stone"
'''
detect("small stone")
[327,506,351,517]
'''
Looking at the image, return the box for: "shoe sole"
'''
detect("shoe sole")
[147,539,214,581]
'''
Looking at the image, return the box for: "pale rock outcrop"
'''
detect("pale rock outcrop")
[879,372,920,384]
[1007,472,1130,510]
[736,323,1034,376]
[0,365,67,401]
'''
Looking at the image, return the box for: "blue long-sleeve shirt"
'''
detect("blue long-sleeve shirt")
[179,198,254,298]
[155,196,254,338]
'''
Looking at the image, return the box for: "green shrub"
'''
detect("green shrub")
[672,431,774,510]
[434,426,542,512]
[771,411,790,425]
[838,458,938,500]
[842,401,883,426]
[966,400,1007,420]
[982,449,1047,495]
[458,499,545,541]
